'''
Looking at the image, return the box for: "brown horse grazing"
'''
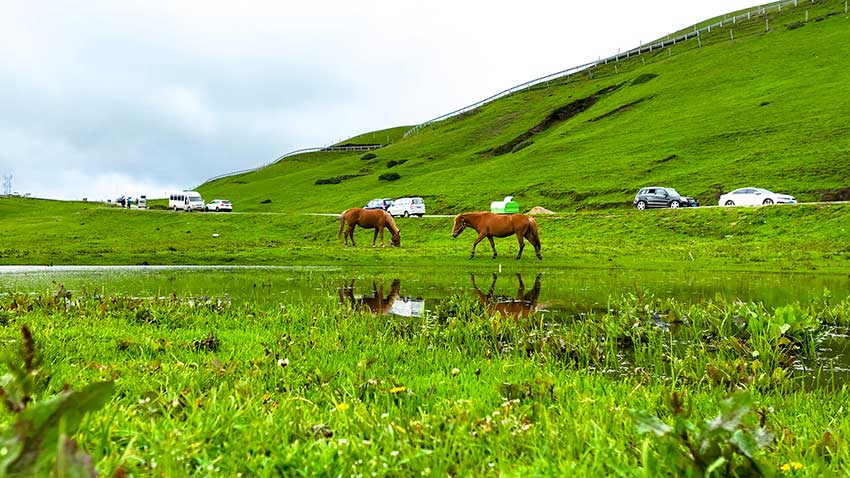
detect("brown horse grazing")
[451,212,541,260]
[338,279,401,315]
[471,273,542,318]
[339,208,401,247]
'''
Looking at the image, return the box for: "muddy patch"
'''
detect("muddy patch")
[818,187,850,202]
[630,73,658,86]
[589,96,653,122]
[482,84,623,157]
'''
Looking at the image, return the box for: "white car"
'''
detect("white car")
[387,197,425,217]
[205,199,233,212]
[719,188,796,207]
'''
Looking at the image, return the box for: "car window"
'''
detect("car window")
[647,189,656,194]
[733,189,746,194]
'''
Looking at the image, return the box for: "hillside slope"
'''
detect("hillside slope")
[199,1,850,213]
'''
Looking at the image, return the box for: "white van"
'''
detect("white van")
[387,197,425,217]
[169,191,205,211]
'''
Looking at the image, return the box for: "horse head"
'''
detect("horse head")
[390,229,401,247]
[451,214,466,238]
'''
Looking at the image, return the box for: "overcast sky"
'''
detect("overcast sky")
[0,0,759,201]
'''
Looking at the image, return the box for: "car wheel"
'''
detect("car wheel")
[670,200,680,208]
[404,211,410,218]
[215,207,220,212]
[636,200,646,211]
[763,198,774,205]
[725,200,735,206]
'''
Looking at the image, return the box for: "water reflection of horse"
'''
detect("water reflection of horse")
[451,212,542,260]
[338,279,401,315]
[338,208,401,247]
[471,273,542,318]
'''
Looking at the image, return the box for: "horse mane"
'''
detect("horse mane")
[384,211,399,234]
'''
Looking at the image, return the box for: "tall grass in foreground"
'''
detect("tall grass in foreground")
[0,288,848,476]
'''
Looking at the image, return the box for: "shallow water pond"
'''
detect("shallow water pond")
[2,265,848,383]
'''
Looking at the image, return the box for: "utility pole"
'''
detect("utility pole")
[2,174,11,196]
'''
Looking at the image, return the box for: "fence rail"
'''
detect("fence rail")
[402,0,804,137]
[201,144,384,184]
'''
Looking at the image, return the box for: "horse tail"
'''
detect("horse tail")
[338,210,348,239]
[525,217,541,248]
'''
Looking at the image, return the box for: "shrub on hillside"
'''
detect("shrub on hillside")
[361,153,377,161]
[631,73,658,86]
[379,173,401,181]
[260,199,272,204]
[315,178,342,185]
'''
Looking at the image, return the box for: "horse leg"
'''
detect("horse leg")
[347,224,357,247]
[379,225,386,247]
[470,233,487,259]
[515,233,525,260]
[488,237,497,259]
[372,228,379,247]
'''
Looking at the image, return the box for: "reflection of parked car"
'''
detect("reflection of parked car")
[364,198,393,210]
[633,187,698,210]
[206,199,233,212]
[718,188,796,206]
[387,197,425,217]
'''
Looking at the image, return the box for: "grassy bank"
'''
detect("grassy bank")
[1,198,849,272]
[1,290,848,476]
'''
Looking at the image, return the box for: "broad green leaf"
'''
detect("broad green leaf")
[705,456,727,475]
[629,410,672,437]
[708,392,751,432]
[730,429,758,458]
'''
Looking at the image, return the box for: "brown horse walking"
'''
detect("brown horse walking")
[451,212,541,260]
[471,273,542,318]
[338,279,401,315]
[339,208,401,247]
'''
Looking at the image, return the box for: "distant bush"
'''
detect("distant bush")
[315,178,342,185]
[361,153,377,161]
[786,21,805,30]
[511,140,533,153]
[386,159,407,168]
[379,173,401,181]
[631,73,658,86]
[260,199,272,204]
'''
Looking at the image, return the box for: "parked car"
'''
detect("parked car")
[169,191,205,211]
[364,198,393,210]
[388,197,425,217]
[718,188,796,206]
[633,187,698,210]
[137,195,148,209]
[206,199,233,212]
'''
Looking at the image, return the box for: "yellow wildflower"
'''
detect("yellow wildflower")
[780,462,804,473]
[390,386,406,394]
[337,403,350,412]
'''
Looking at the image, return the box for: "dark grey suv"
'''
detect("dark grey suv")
[633,187,698,210]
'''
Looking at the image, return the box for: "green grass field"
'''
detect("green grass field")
[198,0,850,214]
[2,288,849,476]
[2,197,849,273]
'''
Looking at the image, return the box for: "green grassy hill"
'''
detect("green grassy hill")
[198,0,850,214]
